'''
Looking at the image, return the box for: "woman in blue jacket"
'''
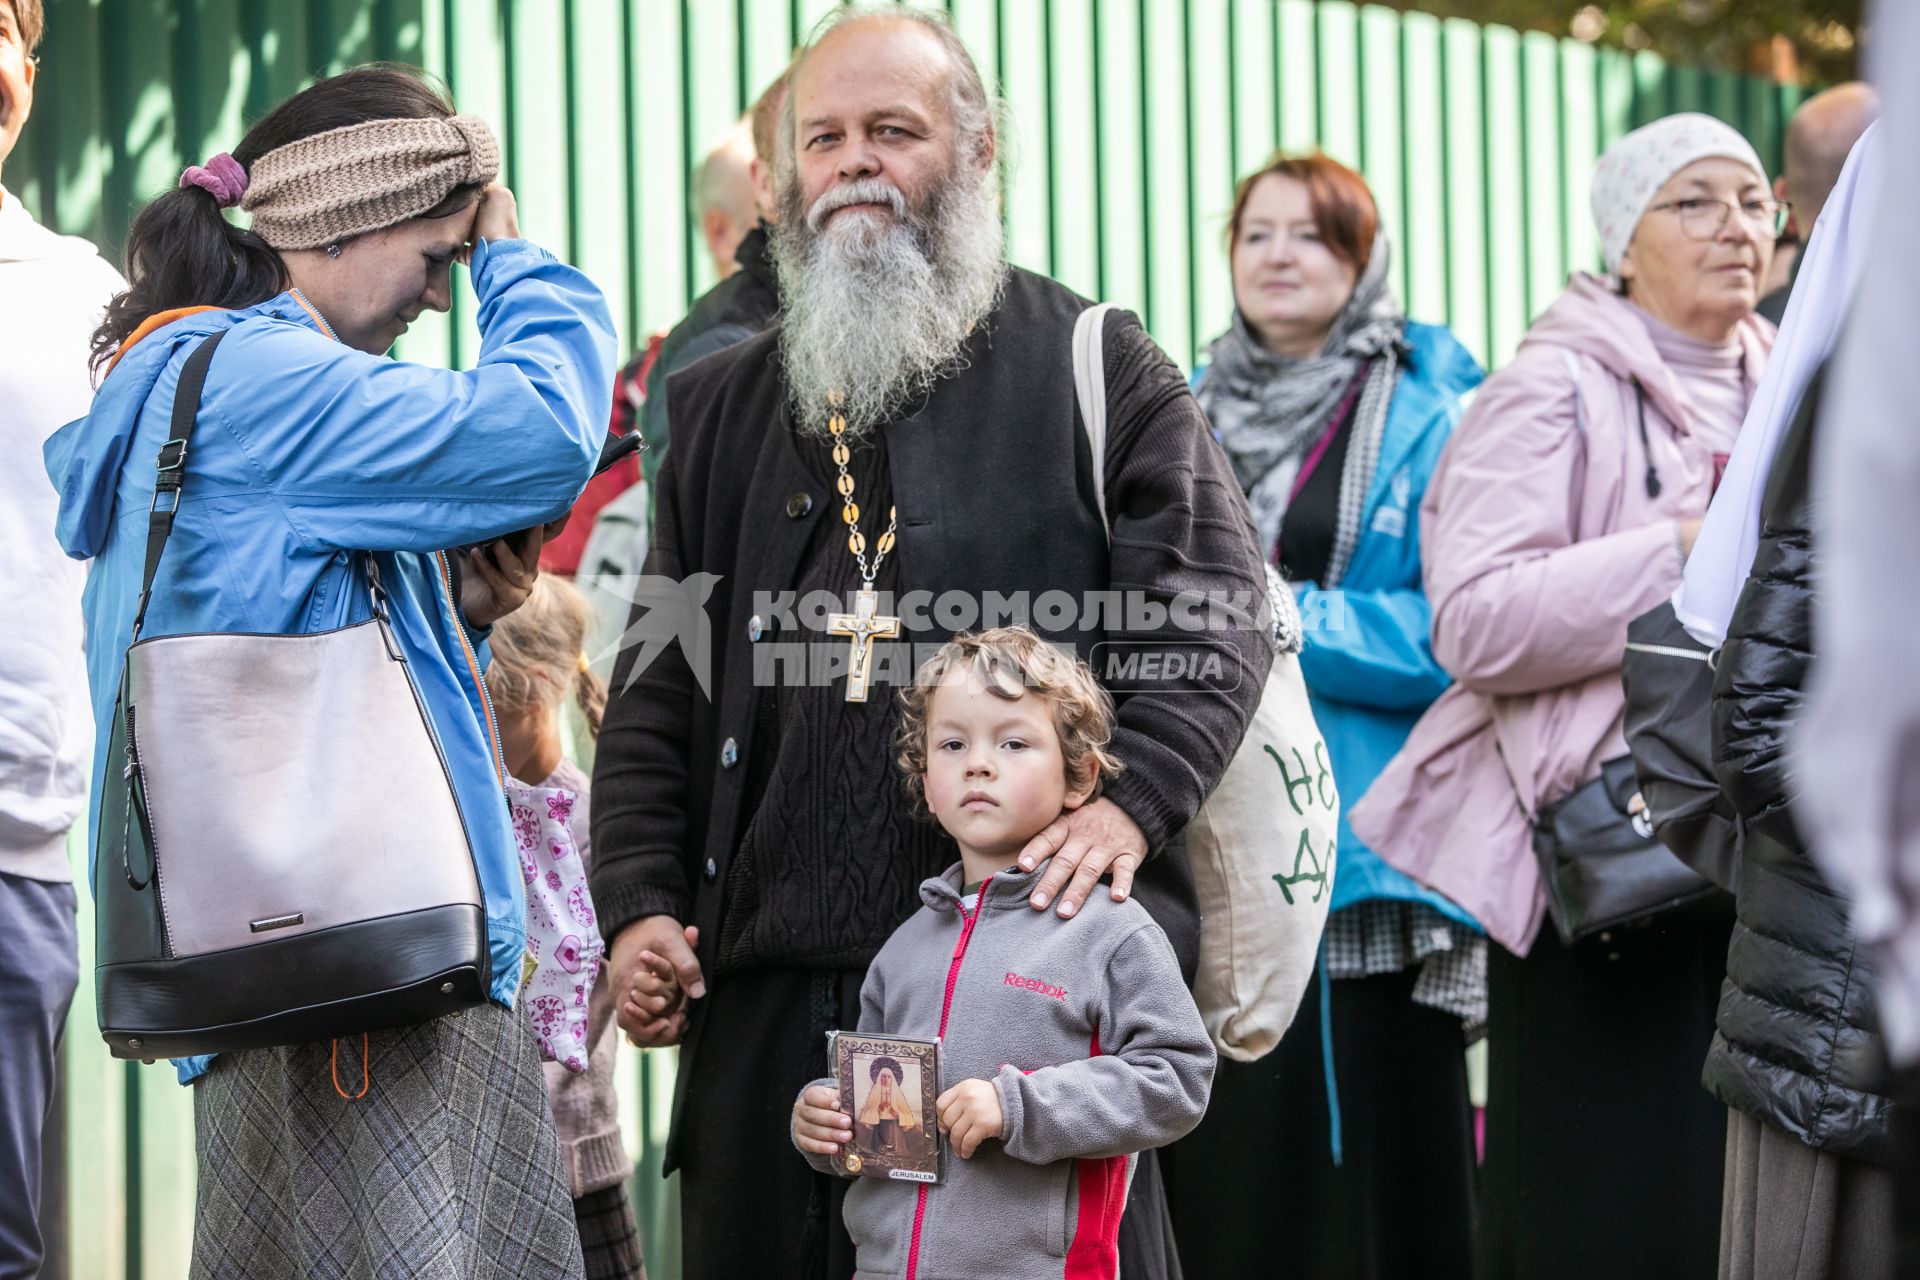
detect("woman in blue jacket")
[44,67,614,1277]
[1164,152,1485,1280]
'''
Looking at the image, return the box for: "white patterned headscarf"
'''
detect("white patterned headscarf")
[1591,113,1768,273]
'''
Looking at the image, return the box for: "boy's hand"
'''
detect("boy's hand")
[794,1084,852,1156]
[936,1079,1004,1159]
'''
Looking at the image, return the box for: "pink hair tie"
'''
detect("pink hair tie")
[178,153,248,209]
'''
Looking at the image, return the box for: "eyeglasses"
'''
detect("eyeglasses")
[1647,197,1791,240]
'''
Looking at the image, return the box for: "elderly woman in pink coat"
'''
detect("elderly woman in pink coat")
[1351,114,1779,1279]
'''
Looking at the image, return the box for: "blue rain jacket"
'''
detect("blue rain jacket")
[43,238,616,1082]
[1200,321,1486,925]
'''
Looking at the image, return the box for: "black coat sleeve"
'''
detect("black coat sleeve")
[1711,366,1825,852]
[588,437,700,939]
[1096,313,1273,848]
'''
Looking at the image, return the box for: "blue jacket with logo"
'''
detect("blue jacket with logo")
[1199,321,1484,924]
[43,238,616,1081]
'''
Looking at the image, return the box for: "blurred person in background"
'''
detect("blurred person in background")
[1756,82,1878,323]
[1674,123,1899,1280]
[1353,112,1778,1279]
[0,0,125,1274]
[1168,150,1485,1280]
[1793,0,1920,1270]
[694,121,758,284]
[627,71,786,493]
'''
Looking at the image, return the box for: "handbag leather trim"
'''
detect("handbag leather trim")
[99,902,487,1059]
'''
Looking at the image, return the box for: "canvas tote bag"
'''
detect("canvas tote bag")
[1072,303,1336,1061]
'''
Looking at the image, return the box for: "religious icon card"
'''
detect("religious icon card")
[828,1031,944,1183]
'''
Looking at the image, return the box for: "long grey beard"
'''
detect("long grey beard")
[772,170,1007,440]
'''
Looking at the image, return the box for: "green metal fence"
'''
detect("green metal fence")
[17,2,1803,1277]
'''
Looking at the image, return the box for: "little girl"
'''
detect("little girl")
[488,576,644,1280]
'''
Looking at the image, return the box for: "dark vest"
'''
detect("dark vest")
[653,269,1198,1169]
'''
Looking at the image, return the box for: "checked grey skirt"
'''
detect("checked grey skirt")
[189,1000,585,1280]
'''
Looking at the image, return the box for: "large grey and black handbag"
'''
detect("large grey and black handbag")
[95,330,489,1061]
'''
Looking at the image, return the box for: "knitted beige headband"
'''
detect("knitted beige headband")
[240,114,501,250]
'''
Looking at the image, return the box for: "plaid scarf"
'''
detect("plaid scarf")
[1198,235,1406,587]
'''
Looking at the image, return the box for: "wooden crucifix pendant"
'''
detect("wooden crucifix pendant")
[826,586,901,703]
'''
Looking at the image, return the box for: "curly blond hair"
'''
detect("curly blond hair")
[896,627,1122,813]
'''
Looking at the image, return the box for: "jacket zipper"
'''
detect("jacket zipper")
[906,877,993,1280]
[435,550,508,784]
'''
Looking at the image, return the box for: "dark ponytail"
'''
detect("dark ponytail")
[91,63,467,374]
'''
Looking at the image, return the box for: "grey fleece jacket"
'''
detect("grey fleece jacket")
[797,859,1214,1280]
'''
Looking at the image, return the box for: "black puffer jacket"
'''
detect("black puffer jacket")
[1702,365,1898,1164]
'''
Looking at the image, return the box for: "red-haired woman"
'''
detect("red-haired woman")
[1165,152,1485,1279]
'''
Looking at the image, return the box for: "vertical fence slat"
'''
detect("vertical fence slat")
[742,0,796,95]
[570,0,634,357]
[1093,0,1145,319]
[1400,10,1446,326]
[1227,0,1274,178]
[1312,0,1358,165]
[999,0,1051,277]
[1671,62,1705,114]
[1358,5,1406,309]
[1745,75,1785,177]
[31,0,109,249]
[63,828,127,1280]
[1596,44,1633,159]
[135,1063,194,1279]
[1273,0,1316,153]
[509,1,568,262]
[1631,48,1669,128]
[1521,31,1565,322]
[1441,17,1488,369]
[682,0,741,300]
[1708,69,1742,134]
[1140,0,1191,361]
[1483,23,1526,364]
[1188,0,1233,352]
[631,0,686,335]
[1046,0,1099,299]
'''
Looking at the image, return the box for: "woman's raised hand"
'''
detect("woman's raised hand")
[461,183,521,261]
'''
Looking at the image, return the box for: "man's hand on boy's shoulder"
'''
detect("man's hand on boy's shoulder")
[793,1083,852,1156]
[1017,797,1147,920]
[937,1078,1005,1159]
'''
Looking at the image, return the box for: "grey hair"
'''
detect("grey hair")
[775,4,1005,187]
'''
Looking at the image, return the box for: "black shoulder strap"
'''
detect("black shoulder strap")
[131,329,227,641]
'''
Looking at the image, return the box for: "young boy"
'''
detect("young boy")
[788,627,1215,1279]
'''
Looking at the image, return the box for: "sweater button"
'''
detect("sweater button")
[786,492,813,519]
[721,738,739,768]
[705,858,718,882]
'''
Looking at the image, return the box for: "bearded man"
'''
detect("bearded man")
[590,9,1270,1277]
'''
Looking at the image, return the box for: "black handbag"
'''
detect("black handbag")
[1529,756,1720,944]
[1621,601,1742,890]
[95,331,490,1062]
